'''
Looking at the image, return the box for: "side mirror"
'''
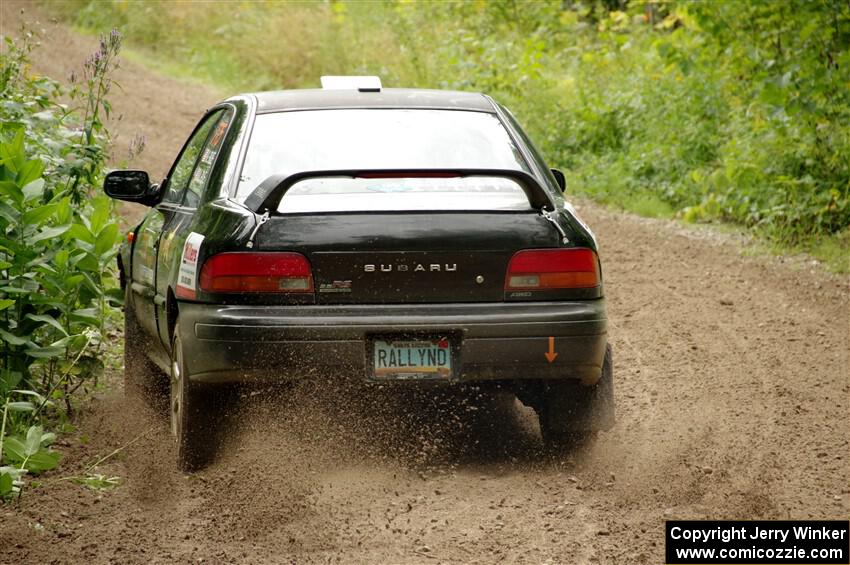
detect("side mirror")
[103,170,161,206]
[550,168,566,192]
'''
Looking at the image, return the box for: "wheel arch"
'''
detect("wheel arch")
[166,287,180,344]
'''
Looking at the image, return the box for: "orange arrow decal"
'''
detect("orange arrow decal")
[545,336,558,363]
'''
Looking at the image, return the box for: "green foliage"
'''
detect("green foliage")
[0,27,123,499]
[47,0,849,265]
[0,396,58,498]
[1,424,59,474]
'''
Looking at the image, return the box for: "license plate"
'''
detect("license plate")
[370,337,453,380]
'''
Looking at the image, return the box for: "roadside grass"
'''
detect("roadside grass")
[623,195,676,221]
[116,45,226,94]
[805,231,850,273]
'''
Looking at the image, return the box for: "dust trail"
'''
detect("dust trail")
[226,376,545,474]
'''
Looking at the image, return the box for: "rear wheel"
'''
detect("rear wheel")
[538,343,615,452]
[123,286,166,406]
[170,317,222,471]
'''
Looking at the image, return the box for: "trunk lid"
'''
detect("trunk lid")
[255,212,559,304]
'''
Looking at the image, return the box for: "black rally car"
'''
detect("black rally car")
[105,78,614,469]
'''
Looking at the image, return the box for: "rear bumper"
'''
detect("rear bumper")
[178,300,608,385]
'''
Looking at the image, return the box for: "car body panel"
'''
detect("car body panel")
[115,87,609,388]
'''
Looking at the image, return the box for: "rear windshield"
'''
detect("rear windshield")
[278,176,532,213]
[235,109,530,202]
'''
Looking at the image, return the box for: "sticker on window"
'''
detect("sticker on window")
[208,118,229,149]
[200,147,216,165]
[189,165,209,190]
[175,232,205,299]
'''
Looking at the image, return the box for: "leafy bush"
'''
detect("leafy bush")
[0,28,123,499]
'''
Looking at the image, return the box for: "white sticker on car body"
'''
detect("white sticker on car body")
[176,232,205,298]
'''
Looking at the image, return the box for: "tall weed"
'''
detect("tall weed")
[0,27,124,499]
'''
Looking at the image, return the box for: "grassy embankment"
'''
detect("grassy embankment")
[46,0,850,271]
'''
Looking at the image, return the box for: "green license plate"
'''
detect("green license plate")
[371,338,453,380]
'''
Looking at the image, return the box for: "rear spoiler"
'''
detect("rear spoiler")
[243,169,556,213]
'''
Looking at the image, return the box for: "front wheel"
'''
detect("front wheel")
[171,318,222,471]
[538,343,615,452]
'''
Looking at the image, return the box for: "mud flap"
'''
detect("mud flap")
[541,344,614,433]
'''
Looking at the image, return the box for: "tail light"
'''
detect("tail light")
[199,252,313,293]
[505,248,600,290]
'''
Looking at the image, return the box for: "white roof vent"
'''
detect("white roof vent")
[320,75,382,92]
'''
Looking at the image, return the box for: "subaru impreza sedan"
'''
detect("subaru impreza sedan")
[105,77,614,470]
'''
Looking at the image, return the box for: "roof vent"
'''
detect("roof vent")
[320,75,382,92]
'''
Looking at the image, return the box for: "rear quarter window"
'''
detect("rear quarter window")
[161,109,226,205]
[184,110,233,208]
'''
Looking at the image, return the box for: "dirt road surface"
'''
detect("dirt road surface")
[2,4,848,564]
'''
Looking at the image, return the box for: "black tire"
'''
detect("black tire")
[538,343,615,452]
[170,317,224,471]
[123,286,167,406]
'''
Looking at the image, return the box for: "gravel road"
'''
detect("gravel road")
[2,4,848,564]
